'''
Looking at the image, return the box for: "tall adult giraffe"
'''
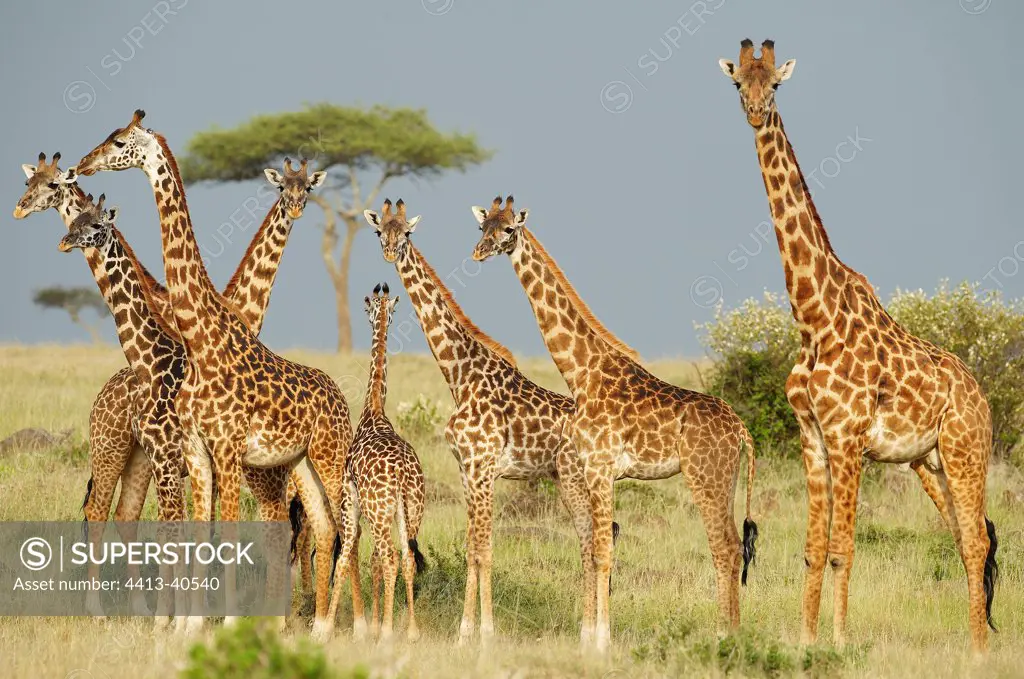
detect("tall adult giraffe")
[363,198,599,645]
[471,196,758,652]
[14,154,351,627]
[718,39,997,652]
[75,110,360,640]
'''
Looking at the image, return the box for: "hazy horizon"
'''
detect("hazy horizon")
[3,1,1020,360]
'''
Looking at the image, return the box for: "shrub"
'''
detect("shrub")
[699,282,1024,465]
[394,394,448,443]
[697,293,800,458]
[180,619,358,679]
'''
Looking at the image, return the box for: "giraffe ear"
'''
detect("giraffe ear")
[513,209,529,226]
[405,215,421,233]
[61,167,79,184]
[264,168,284,187]
[363,210,381,229]
[390,295,400,312]
[22,164,37,179]
[104,206,119,223]
[776,59,796,83]
[308,171,327,189]
[718,59,737,78]
[364,296,373,315]
[471,206,487,225]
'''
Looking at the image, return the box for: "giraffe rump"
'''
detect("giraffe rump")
[984,517,999,631]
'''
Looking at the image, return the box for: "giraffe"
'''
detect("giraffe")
[14,153,345,623]
[75,109,360,640]
[471,196,758,651]
[362,198,600,645]
[718,39,997,652]
[345,282,426,642]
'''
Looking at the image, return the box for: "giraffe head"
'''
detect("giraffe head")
[363,199,422,263]
[364,282,400,332]
[13,152,79,218]
[75,109,154,176]
[718,39,796,128]
[263,157,327,219]
[58,193,118,253]
[470,195,528,261]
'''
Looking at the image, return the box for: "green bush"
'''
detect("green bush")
[698,293,800,458]
[394,394,448,444]
[180,619,358,679]
[699,282,1024,465]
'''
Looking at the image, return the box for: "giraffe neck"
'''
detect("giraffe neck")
[140,135,226,351]
[221,198,293,334]
[52,184,165,312]
[395,243,491,402]
[509,228,615,397]
[361,315,389,418]
[755,111,848,334]
[87,227,176,385]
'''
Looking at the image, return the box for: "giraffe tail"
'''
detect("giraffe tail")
[80,476,95,543]
[741,436,758,586]
[329,533,342,587]
[984,516,999,631]
[287,494,305,566]
[409,539,427,575]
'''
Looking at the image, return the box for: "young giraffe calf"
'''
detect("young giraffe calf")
[346,283,426,642]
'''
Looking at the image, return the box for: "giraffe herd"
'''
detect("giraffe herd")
[11,40,998,654]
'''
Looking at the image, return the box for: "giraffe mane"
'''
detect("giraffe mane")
[521,229,641,362]
[776,117,878,299]
[110,227,183,344]
[409,243,518,367]
[221,196,283,309]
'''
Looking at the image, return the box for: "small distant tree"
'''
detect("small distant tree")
[33,286,109,344]
[180,104,493,353]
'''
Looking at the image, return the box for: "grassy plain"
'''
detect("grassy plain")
[0,344,1021,678]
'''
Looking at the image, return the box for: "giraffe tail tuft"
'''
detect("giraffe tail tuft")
[81,476,94,512]
[740,435,758,586]
[741,518,758,585]
[287,494,304,565]
[409,539,427,575]
[984,516,999,631]
[329,534,342,587]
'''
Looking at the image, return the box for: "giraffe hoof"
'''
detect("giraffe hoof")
[181,616,205,637]
[352,617,369,642]
[407,627,421,643]
[153,617,171,632]
[131,598,153,617]
[310,618,334,643]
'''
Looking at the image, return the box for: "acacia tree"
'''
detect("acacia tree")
[33,286,109,344]
[180,104,492,353]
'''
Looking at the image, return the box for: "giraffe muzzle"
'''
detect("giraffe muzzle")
[57,237,74,253]
[12,205,27,219]
[74,161,97,177]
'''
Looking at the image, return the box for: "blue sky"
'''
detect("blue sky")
[2,0,1019,358]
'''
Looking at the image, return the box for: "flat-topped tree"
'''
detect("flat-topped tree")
[180,103,493,352]
[32,285,109,344]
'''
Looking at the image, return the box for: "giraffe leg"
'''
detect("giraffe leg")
[822,436,864,648]
[325,483,362,641]
[795,420,831,646]
[554,444,596,646]
[474,474,497,644]
[401,537,420,642]
[112,445,154,617]
[911,456,959,546]
[937,417,993,654]
[210,439,244,627]
[686,457,743,635]
[371,544,382,637]
[457,467,479,646]
[244,466,290,632]
[177,424,213,636]
[583,459,616,653]
[370,513,398,643]
[292,457,349,641]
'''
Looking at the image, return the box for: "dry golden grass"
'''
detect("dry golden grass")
[0,344,1022,678]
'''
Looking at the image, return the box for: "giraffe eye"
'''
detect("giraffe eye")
[734,82,741,90]
[47,183,58,190]
[772,83,780,91]
[113,140,126,149]
[504,227,515,234]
